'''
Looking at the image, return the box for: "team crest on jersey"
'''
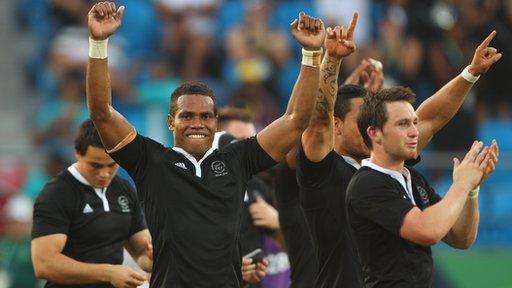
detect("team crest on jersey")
[417,186,430,206]
[117,196,131,212]
[211,161,228,177]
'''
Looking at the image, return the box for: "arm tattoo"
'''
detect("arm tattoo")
[315,56,340,116]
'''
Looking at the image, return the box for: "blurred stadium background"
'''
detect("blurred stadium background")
[0,0,511,287]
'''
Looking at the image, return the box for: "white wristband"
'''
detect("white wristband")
[461,66,480,83]
[469,185,480,199]
[301,48,322,67]
[89,37,108,59]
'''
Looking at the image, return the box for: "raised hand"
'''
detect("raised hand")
[344,57,384,92]
[291,12,326,50]
[325,12,359,59]
[88,1,125,40]
[452,141,489,192]
[468,30,502,76]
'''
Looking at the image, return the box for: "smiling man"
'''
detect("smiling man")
[85,2,325,287]
[31,119,152,288]
[346,88,499,287]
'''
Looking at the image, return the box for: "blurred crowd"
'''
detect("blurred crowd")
[1,0,512,287]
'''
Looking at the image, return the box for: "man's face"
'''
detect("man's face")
[335,98,370,160]
[169,94,217,158]
[75,146,119,188]
[378,101,419,161]
[222,120,256,140]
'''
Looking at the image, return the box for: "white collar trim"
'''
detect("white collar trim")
[341,155,361,169]
[170,132,226,177]
[67,164,110,211]
[172,146,217,178]
[361,159,416,205]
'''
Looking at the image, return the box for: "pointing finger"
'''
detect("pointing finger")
[347,12,359,39]
[479,30,497,49]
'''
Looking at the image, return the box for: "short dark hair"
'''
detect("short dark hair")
[169,81,217,116]
[334,84,368,120]
[74,119,104,155]
[217,107,254,129]
[357,87,416,149]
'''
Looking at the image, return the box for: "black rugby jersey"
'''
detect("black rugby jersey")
[109,133,277,288]
[346,163,441,288]
[296,146,363,288]
[32,167,146,288]
[275,162,317,288]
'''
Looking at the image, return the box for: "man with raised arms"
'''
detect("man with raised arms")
[86,2,325,287]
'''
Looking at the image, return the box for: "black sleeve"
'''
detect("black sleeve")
[221,136,277,183]
[348,171,415,236]
[296,145,335,209]
[109,133,160,183]
[124,181,147,236]
[32,180,76,239]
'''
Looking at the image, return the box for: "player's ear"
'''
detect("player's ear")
[333,117,344,136]
[167,114,175,131]
[367,126,382,145]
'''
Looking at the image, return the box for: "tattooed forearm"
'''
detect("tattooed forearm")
[322,57,339,96]
[316,87,331,114]
[314,55,341,118]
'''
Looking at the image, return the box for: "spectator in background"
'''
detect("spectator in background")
[22,152,70,200]
[218,107,291,288]
[155,0,220,80]
[477,0,512,118]
[229,84,281,131]
[49,0,93,28]
[0,195,39,288]
[225,1,290,94]
[31,69,89,161]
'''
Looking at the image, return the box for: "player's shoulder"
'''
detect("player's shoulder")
[36,171,78,203]
[352,166,387,181]
[109,176,137,196]
[348,167,393,195]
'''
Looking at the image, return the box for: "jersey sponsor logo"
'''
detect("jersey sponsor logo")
[83,203,94,213]
[117,196,131,213]
[417,186,430,206]
[174,162,187,170]
[211,160,228,177]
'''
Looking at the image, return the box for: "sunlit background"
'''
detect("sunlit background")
[0,0,511,287]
